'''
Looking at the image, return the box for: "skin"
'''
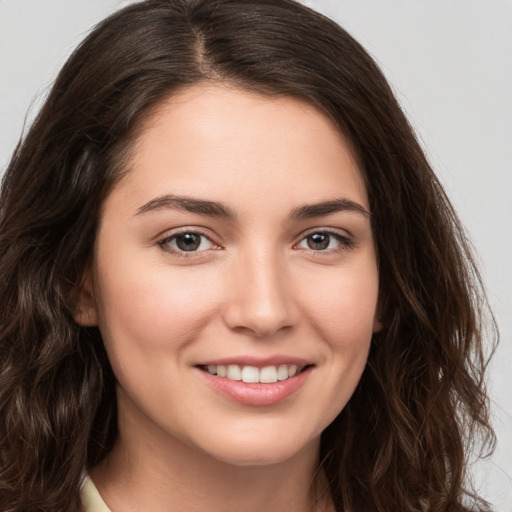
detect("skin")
[76,84,381,512]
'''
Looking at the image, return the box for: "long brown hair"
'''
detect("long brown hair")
[0,1,496,510]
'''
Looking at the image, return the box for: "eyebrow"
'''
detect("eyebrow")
[290,198,371,220]
[135,194,370,220]
[136,194,236,218]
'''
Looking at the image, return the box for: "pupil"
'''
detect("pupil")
[308,233,330,250]
[177,233,201,251]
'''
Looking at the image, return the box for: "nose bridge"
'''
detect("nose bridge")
[223,241,297,337]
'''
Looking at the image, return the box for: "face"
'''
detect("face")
[76,84,381,467]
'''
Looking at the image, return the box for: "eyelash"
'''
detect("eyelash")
[158,229,220,257]
[157,228,354,257]
[294,229,355,253]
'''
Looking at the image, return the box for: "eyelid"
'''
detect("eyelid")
[293,227,355,251]
[298,226,352,238]
[157,227,222,256]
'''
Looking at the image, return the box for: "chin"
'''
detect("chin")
[192,430,320,468]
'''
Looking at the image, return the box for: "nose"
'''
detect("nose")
[222,249,298,338]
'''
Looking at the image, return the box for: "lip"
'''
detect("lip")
[195,364,313,406]
[195,355,311,368]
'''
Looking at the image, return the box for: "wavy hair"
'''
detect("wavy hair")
[0,0,496,510]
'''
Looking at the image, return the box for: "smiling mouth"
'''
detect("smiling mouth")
[198,364,308,383]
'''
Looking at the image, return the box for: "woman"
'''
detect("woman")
[0,0,496,511]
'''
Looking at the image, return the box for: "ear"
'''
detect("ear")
[73,271,98,326]
[373,317,383,333]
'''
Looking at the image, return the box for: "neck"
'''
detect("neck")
[90,398,332,512]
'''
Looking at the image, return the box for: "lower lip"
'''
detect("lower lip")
[196,367,312,406]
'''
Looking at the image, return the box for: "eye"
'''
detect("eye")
[295,230,353,252]
[159,230,218,255]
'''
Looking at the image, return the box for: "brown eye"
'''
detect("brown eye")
[175,233,202,251]
[159,231,217,255]
[306,232,331,250]
[295,230,353,252]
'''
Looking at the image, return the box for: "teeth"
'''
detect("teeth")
[241,366,259,383]
[226,364,242,381]
[277,364,289,381]
[204,364,303,383]
[259,366,278,383]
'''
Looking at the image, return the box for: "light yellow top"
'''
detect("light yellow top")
[81,475,111,512]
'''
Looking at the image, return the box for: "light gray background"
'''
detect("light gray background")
[1,1,510,509]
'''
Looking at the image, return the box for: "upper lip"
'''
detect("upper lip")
[195,355,312,368]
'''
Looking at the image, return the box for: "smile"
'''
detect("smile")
[201,364,303,383]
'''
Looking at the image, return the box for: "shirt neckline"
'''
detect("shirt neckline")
[81,474,112,512]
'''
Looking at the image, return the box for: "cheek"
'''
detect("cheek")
[300,260,379,348]
[94,256,223,355]
[297,257,378,416]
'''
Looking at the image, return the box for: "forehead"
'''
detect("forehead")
[106,83,369,216]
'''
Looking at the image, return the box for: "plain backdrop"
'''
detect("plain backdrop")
[1,1,511,509]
